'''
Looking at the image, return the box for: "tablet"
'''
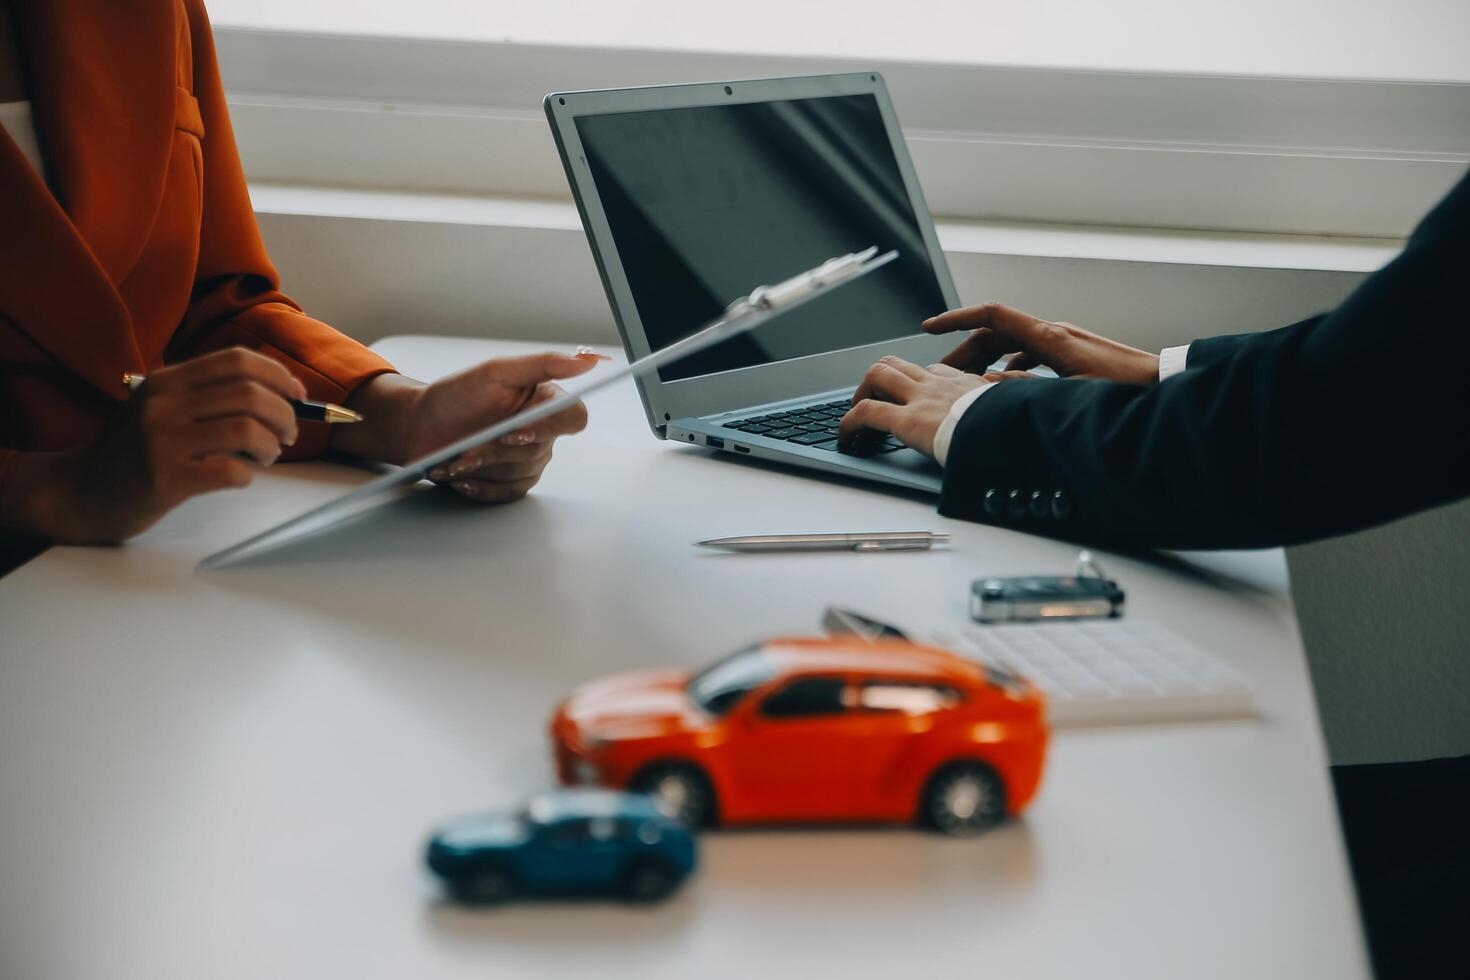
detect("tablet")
[197,248,895,570]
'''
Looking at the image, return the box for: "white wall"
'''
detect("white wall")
[1288,499,1470,767]
[208,0,1470,83]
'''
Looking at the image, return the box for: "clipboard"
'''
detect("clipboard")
[198,247,898,570]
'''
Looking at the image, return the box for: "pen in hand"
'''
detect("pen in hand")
[122,372,364,424]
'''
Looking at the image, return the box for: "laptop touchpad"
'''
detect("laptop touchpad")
[864,447,942,475]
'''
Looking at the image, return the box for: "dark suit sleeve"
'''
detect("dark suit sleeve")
[939,169,1470,550]
[1184,315,1323,372]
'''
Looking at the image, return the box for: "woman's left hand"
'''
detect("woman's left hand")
[333,351,602,503]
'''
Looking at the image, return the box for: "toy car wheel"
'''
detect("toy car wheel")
[622,858,679,903]
[632,762,715,827]
[454,863,516,905]
[922,762,1006,837]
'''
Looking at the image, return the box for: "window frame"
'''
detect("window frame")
[215,27,1470,238]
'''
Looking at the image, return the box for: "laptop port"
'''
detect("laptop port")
[734,444,750,454]
[706,435,725,449]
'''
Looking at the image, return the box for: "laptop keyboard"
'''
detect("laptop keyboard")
[717,398,907,454]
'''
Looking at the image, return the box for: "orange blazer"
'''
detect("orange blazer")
[0,0,395,491]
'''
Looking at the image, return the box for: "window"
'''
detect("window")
[859,681,960,715]
[546,819,591,848]
[759,677,848,719]
[546,816,618,848]
[210,17,1468,240]
[208,2,1470,85]
[687,646,776,716]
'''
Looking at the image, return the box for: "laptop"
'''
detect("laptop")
[545,72,964,494]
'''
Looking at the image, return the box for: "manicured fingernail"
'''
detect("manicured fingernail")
[451,480,474,494]
[428,467,448,481]
[448,462,474,477]
[292,379,307,398]
[501,431,537,446]
[572,345,612,361]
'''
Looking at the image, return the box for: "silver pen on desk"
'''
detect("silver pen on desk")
[696,531,951,553]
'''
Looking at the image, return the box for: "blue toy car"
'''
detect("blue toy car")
[425,788,697,904]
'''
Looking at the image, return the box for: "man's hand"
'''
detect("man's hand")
[925,303,1160,385]
[0,347,303,544]
[837,356,1032,458]
[332,351,600,504]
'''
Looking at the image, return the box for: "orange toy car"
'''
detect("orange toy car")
[550,637,1049,836]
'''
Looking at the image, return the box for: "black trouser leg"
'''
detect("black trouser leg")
[1331,755,1470,980]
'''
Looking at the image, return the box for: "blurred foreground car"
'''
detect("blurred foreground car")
[426,788,697,903]
[551,638,1048,835]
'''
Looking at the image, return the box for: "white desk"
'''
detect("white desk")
[0,336,1369,979]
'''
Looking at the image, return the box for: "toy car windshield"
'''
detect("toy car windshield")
[686,644,776,715]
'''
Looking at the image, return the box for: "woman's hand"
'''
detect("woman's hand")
[0,347,303,544]
[925,303,1160,385]
[837,356,1033,458]
[332,351,601,504]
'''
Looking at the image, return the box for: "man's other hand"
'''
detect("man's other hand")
[924,303,1159,385]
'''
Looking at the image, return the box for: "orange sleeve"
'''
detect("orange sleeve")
[167,0,396,460]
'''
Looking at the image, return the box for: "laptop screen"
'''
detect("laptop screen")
[575,93,949,383]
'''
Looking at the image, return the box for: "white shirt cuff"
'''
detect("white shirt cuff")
[933,381,996,466]
[1158,344,1191,381]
